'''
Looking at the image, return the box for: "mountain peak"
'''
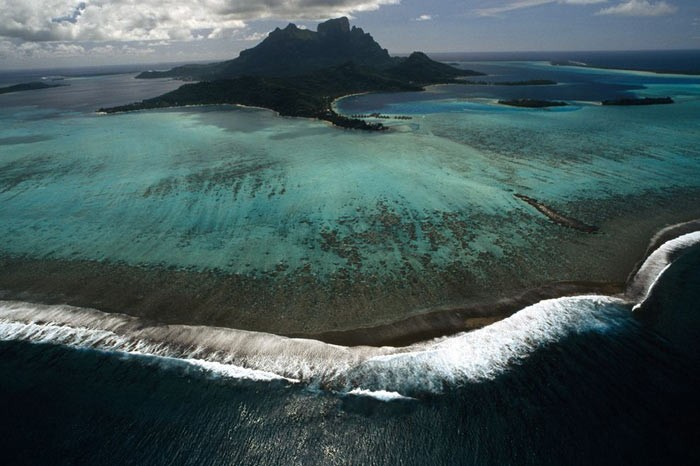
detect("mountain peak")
[317,17,350,35]
[135,17,480,82]
[407,52,430,60]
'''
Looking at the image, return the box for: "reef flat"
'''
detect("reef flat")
[2,50,700,343]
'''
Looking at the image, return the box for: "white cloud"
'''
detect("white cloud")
[596,1,678,16]
[0,39,155,59]
[476,0,607,17]
[414,14,433,21]
[241,32,269,42]
[0,40,82,58]
[0,0,400,43]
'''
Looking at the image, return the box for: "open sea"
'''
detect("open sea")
[1,50,699,464]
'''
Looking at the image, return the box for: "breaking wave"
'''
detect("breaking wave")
[1,220,698,399]
[0,295,629,398]
[627,230,700,308]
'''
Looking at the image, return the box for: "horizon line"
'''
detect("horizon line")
[1,48,699,72]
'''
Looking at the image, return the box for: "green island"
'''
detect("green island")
[601,96,674,106]
[100,17,483,130]
[459,79,556,86]
[0,81,63,95]
[498,98,568,108]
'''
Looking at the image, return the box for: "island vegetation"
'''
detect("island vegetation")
[101,17,483,130]
[0,81,63,95]
[459,79,556,86]
[601,97,674,106]
[99,62,428,130]
[348,113,413,120]
[498,99,568,108]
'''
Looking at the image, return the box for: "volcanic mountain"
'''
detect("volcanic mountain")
[137,17,478,83]
[103,17,483,130]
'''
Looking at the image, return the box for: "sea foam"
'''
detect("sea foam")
[0,295,629,398]
[1,221,697,398]
[627,230,700,307]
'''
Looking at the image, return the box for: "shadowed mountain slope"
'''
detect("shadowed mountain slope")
[137,17,481,82]
[104,18,483,130]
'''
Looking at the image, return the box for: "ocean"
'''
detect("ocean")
[0,50,699,464]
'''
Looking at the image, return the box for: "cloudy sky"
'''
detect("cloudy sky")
[1,0,698,69]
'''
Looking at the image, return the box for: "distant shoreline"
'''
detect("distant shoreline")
[0,81,64,95]
[550,60,700,77]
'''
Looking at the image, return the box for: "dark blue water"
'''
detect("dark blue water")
[1,307,697,465]
[431,50,700,75]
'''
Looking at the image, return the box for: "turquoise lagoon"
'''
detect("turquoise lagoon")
[1,62,700,335]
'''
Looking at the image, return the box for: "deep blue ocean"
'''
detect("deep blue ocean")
[1,50,699,465]
[430,50,700,75]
